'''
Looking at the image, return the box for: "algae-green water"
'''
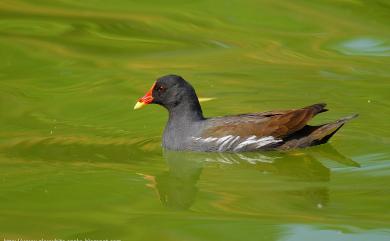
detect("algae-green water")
[0,0,389,240]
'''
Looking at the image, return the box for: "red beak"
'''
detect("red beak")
[134,81,156,110]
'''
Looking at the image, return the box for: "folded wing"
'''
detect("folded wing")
[202,103,328,139]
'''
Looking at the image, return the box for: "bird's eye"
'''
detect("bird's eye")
[157,85,166,93]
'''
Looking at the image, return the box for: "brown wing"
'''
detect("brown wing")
[202,103,327,138]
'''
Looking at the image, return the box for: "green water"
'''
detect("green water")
[1,0,390,240]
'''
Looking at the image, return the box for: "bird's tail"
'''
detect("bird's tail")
[279,114,358,150]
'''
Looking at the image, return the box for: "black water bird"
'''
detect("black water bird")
[134,75,357,152]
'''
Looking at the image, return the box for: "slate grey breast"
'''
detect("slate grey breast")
[134,75,358,152]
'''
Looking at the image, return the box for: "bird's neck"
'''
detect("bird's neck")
[167,98,204,124]
[163,97,204,150]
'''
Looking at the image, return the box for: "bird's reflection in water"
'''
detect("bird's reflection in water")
[155,153,202,210]
[141,145,359,210]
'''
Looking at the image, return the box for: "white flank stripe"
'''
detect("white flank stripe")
[192,135,281,151]
[233,136,280,151]
[203,137,218,142]
[218,135,234,151]
[233,136,258,151]
[255,136,282,148]
[226,136,240,150]
[216,135,233,144]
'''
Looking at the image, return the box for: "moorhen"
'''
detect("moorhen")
[134,75,357,152]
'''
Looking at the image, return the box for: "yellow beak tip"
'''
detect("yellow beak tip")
[134,101,146,110]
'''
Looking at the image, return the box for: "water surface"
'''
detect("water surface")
[0,0,389,240]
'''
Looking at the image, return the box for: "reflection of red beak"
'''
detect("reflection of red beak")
[134,81,156,110]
